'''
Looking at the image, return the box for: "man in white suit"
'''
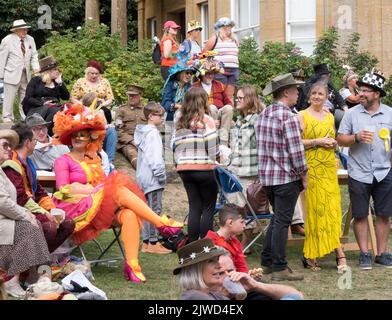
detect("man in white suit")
[0,19,40,123]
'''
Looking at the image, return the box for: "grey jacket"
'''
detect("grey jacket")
[134,124,166,195]
[0,167,31,245]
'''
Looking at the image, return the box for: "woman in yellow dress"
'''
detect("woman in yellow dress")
[297,82,348,273]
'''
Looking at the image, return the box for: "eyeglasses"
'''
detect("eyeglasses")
[235,96,245,101]
[1,142,10,150]
[185,71,193,75]
[359,88,375,93]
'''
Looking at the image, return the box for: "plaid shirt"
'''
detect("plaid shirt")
[229,113,258,177]
[256,102,308,186]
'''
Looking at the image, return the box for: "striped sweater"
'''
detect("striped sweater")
[214,38,239,69]
[172,115,220,171]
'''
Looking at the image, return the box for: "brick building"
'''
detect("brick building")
[136,0,392,75]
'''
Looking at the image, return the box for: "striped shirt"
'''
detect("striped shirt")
[172,115,220,171]
[214,37,239,69]
[256,102,308,186]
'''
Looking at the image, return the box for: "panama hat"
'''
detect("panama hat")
[10,19,31,32]
[263,73,304,96]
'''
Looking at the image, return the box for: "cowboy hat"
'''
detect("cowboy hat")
[25,113,51,128]
[263,73,304,96]
[10,19,31,32]
[173,238,226,275]
[357,70,387,97]
[0,129,19,149]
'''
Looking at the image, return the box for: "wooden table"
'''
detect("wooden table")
[37,170,56,191]
[288,170,378,256]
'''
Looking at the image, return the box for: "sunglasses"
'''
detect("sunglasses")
[1,142,10,150]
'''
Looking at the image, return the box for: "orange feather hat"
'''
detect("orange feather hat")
[52,103,106,154]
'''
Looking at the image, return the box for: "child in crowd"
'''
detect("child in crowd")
[205,203,248,272]
[134,102,171,254]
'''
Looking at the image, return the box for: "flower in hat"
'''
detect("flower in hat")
[52,103,106,156]
[191,51,225,78]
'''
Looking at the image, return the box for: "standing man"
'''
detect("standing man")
[115,85,147,169]
[337,70,392,269]
[256,73,308,281]
[0,20,40,122]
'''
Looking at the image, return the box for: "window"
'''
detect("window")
[148,17,157,39]
[200,2,209,44]
[285,0,316,56]
[231,0,260,44]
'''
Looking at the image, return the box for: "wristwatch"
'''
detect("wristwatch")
[354,133,360,143]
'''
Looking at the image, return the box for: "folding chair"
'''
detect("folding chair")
[78,225,126,267]
[214,166,273,253]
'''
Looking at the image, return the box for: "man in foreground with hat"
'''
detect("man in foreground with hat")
[0,19,40,123]
[115,84,147,169]
[25,113,69,171]
[337,70,392,269]
[256,73,308,281]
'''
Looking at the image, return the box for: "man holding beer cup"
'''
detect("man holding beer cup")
[337,69,392,270]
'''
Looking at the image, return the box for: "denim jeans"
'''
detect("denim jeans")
[104,126,118,164]
[261,180,303,271]
[141,189,163,243]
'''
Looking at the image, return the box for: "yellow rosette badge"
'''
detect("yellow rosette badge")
[378,128,390,152]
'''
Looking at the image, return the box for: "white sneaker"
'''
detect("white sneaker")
[2,118,13,123]
[3,281,26,298]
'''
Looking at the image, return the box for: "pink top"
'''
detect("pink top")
[53,155,94,220]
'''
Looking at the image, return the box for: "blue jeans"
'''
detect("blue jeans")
[104,126,117,164]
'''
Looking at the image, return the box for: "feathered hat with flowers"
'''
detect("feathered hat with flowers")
[190,51,225,78]
[52,101,106,154]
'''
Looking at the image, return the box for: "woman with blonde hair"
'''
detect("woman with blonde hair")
[203,17,239,100]
[22,56,69,135]
[160,21,181,80]
[297,82,347,273]
[229,85,264,203]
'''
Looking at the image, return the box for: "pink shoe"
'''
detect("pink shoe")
[157,225,182,236]
[124,261,146,283]
[157,214,183,236]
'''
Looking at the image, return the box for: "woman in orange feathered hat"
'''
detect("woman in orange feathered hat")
[51,103,183,283]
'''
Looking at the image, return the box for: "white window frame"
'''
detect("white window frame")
[200,2,209,44]
[150,17,157,38]
[231,0,260,43]
[285,0,316,56]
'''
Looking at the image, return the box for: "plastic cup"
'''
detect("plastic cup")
[50,208,65,224]
[222,277,247,300]
[364,125,375,144]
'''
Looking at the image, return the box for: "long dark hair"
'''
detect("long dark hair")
[176,87,210,130]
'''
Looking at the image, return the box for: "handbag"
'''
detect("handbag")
[246,178,270,215]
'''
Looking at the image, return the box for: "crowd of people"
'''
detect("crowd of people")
[0,16,391,301]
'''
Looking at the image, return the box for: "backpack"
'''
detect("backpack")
[152,43,162,65]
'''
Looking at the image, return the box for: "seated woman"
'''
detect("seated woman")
[22,56,70,136]
[2,122,75,253]
[0,129,50,298]
[51,104,183,283]
[70,60,117,164]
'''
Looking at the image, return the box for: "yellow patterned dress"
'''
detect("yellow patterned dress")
[301,110,342,259]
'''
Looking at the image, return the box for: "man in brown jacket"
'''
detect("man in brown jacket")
[115,85,147,169]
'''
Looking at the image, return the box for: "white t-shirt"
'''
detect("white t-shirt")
[339,88,352,100]
[201,82,212,95]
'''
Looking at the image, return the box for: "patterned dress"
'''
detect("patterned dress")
[301,110,342,259]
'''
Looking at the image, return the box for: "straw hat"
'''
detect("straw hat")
[0,129,19,149]
[10,19,31,32]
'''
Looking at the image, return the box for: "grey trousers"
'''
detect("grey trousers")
[141,189,164,242]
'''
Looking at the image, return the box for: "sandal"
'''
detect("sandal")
[336,256,348,274]
[301,256,321,271]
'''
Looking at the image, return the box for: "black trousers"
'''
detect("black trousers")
[179,170,218,242]
[261,180,303,272]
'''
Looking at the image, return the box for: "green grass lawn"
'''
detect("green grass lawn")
[78,182,392,300]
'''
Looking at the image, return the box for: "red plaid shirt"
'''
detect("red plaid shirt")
[256,102,308,186]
